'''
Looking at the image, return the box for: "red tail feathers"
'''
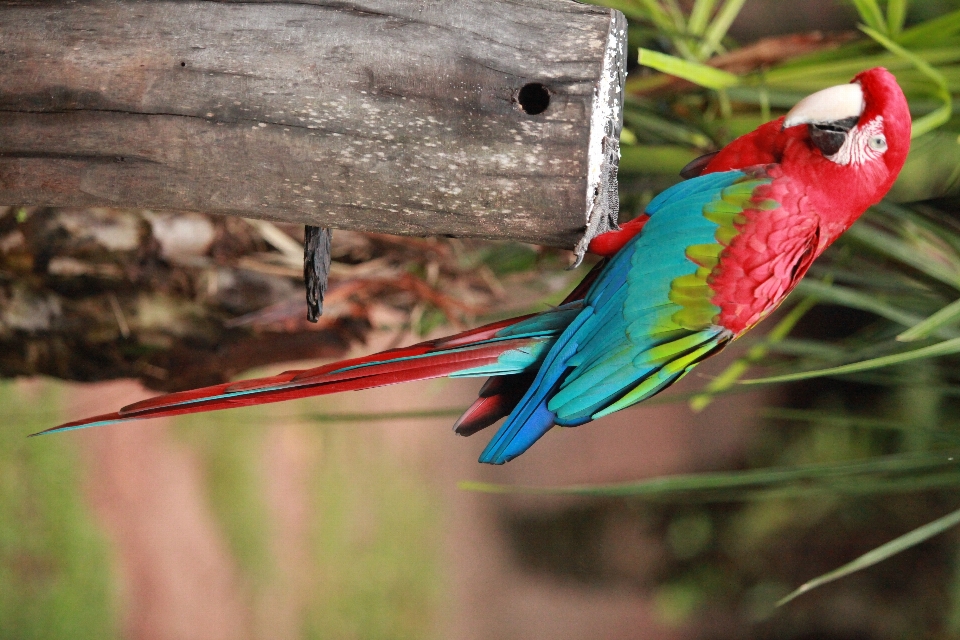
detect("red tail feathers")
[38,314,543,435]
[452,373,535,436]
[42,260,600,437]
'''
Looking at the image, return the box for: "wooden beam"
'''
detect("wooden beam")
[0,1,626,252]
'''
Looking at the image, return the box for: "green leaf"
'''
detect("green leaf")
[897,8,960,47]
[889,132,960,203]
[845,222,960,290]
[869,200,960,262]
[696,0,748,59]
[460,451,960,498]
[762,46,960,91]
[585,0,702,61]
[897,297,960,341]
[623,105,715,147]
[659,0,689,30]
[852,0,889,34]
[793,279,928,330]
[911,104,955,146]
[619,144,699,175]
[724,86,809,109]
[887,0,908,36]
[639,48,742,89]
[687,0,717,36]
[762,407,960,443]
[740,337,960,385]
[778,506,960,605]
[860,26,953,138]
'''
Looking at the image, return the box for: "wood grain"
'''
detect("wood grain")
[0,0,626,250]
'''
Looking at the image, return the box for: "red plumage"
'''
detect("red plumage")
[37,316,543,434]
[586,215,649,257]
[705,69,911,334]
[452,373,535,436]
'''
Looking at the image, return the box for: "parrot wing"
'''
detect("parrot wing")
[478,167,822,464]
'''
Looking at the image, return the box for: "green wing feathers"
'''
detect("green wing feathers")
[547,171,778,425]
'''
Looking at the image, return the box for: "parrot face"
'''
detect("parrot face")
[779,68,911,244]
[826,115,888,167]
[784,82,866,159]
[592,68,910,261]
[783,69,908,172]
[703,67,911,252]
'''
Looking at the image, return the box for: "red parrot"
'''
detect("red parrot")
[40,68,911,465]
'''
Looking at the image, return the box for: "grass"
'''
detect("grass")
[550,0,960,613]
[0,381,117,640]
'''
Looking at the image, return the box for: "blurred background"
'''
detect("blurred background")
[4,0,960,638]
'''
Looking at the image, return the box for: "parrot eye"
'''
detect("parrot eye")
[868,134,887,151]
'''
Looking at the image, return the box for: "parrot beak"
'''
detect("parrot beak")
[783,83,865,157]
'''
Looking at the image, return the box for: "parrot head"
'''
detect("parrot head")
[781,67,910,245]
[781,67,911,194]
[703,67,911,249]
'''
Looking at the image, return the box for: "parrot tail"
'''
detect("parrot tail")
[451,372,536,437]
[448,260,611,439]
[36,305,583,436]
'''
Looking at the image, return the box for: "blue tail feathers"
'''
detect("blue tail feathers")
[478,309,593,464]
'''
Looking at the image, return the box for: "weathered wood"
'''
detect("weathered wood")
[0,0,626,251]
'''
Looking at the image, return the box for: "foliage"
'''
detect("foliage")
[526,0,960,619]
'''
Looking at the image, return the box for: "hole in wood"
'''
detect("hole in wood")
[517,83,549,115]
[180,61,186,67]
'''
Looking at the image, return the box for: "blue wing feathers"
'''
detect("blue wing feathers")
[646,171,743,214]
[496,304,583,338]
[478,170,751,462]
[478,308,596,464]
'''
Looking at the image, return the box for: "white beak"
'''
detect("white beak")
[783,83,865,129]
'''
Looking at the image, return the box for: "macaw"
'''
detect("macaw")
[41,68,910,465]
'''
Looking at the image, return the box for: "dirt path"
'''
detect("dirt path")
[71,381,253,640]
[255,424,314,640]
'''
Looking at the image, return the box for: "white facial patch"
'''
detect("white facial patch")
[828,116,886,166]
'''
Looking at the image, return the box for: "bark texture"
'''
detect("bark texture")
[0,0,626,250]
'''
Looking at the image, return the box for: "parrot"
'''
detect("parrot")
[38,67,911,465]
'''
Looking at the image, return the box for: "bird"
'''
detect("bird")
[40,67,911,465]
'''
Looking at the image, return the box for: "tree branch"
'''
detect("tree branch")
[0,0,626,251]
